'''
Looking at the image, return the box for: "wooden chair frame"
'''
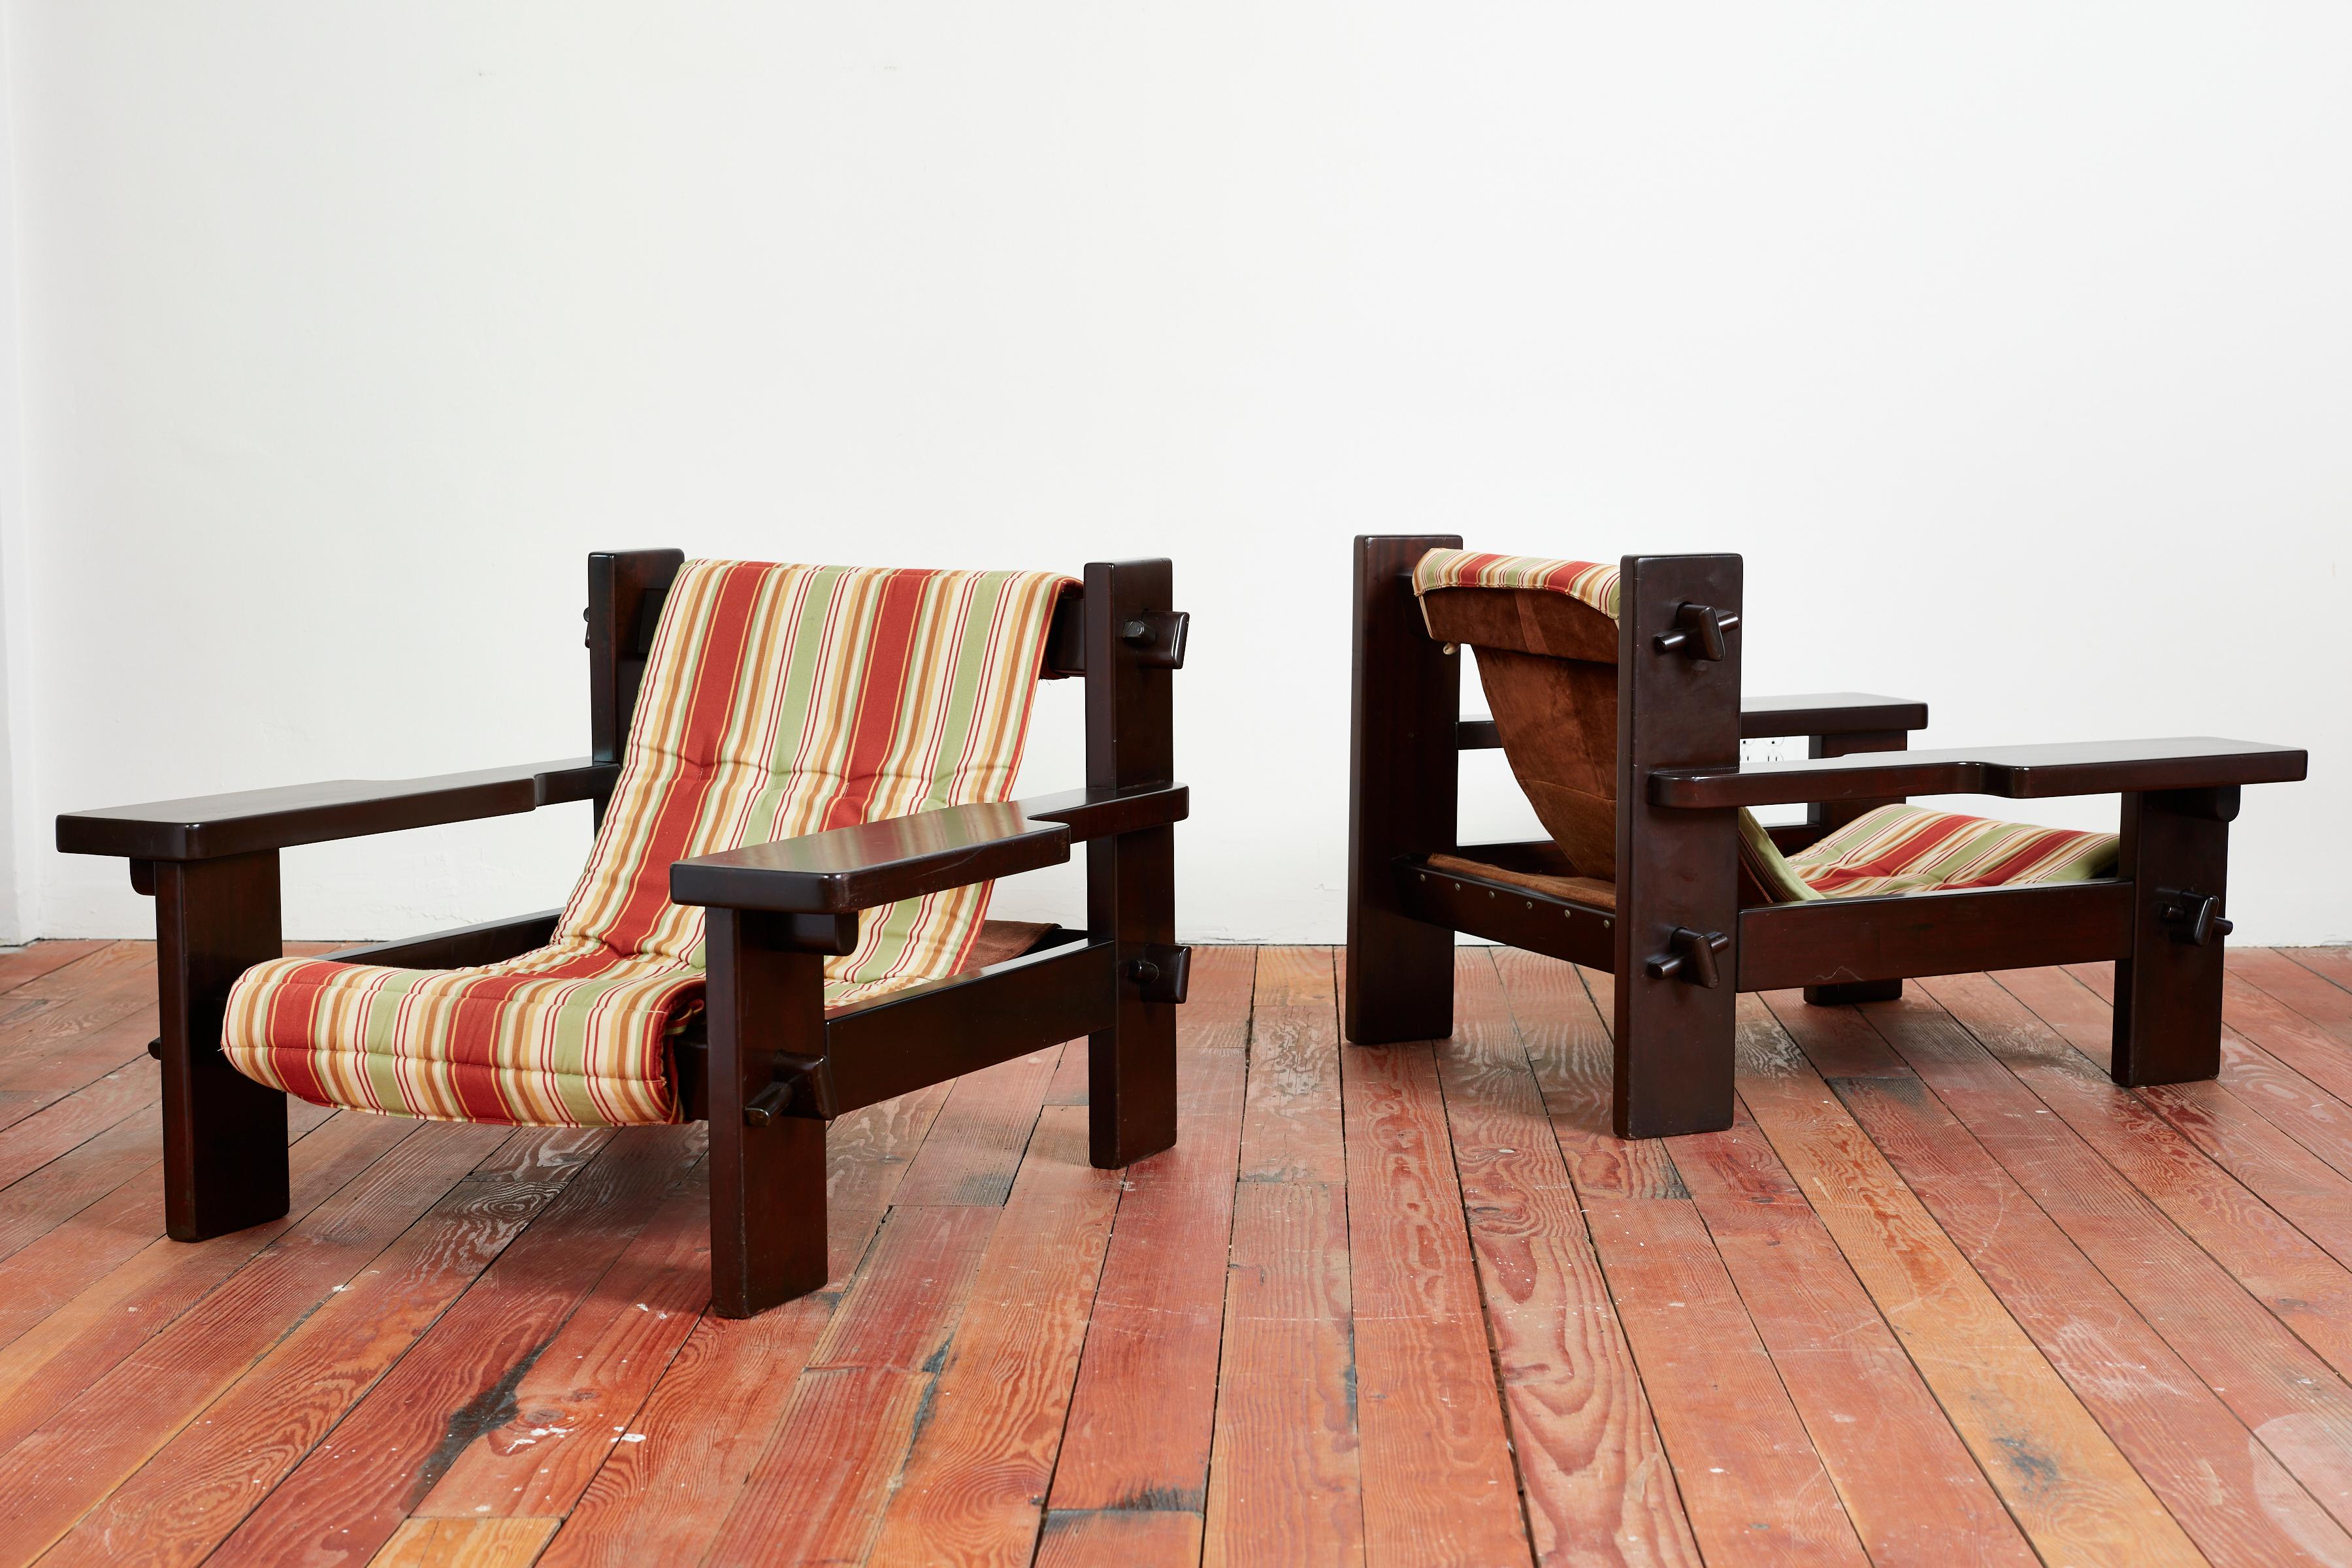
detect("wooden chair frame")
[1346,534,2307,1139]
[59,549,1190,1318]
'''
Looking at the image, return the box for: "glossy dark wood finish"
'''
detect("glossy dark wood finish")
[815,943,1117,1117]
[319,909,561,969]
[672,802,1073,914]
[1084,558,1181,1169]
[1651,737,2309,809]
[666,784,1193,917]
[587,549,684,785]
[704,906,829,1319]
[1345,533,1463,1046]
[1739,881,2134,991]
[1019,781,1191,841]
[1737,692,1929,740]
[2111,788,2234,1086]
[1612,554,1744,1138]
[56,759,615,862]
[1457,691,1929,753]
[1394,855,1614,969]
[152,853,289,1240]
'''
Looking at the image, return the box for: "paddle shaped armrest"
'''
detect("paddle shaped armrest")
[56,760,617,861]
[1647,737,2308,809]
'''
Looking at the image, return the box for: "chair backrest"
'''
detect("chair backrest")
[567,559,1073,990]
[1416,550,1629,878]
[1413,546,1794,904]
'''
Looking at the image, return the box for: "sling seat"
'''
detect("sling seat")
[220,561,1070,1128]
[1411,547,2117,910]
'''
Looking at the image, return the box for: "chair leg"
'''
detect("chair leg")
[704,909,830,1318]
[1088,823,1179,1169]
[1805,979,1903,1005]
[2112,787,2233,1086]
[1345,532,1461,1046]
[151,853,291,1241]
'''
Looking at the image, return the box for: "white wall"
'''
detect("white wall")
[3,3,2345,945]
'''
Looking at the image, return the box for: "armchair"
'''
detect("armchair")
[1346,535,2305,1139]
[59,551,1190,1318]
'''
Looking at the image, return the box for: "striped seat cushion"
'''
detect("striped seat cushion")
[221,560,1072,1128]
[1413,548,1621,623]
[1781,802,2119,899]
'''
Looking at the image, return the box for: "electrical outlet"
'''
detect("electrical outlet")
[1740,736,1806,764]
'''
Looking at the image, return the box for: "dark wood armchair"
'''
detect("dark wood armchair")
[58,550,1190,1318]
[1346,535,2306,1139]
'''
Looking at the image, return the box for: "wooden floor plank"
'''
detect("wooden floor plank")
[2285,947,2352,996]
[1795,984,2352,1564]
[0,940,110,996]
[2002,964,2352,1188]
[1180,944,1259,1051]
[367,1516,557,1567]
[1669,1107,2038,1568]
[0,1099,337,1351]
[1443,951,1699,1568]
[890,1045,1059,1207]
[1046,943,1254,1524]
[0,942,155,1065]
[0,1056,156,1191]
[693,1204,997,1567]
[1035,1507,1204,1567]
[1050,1043,1245,1516]
[1503,958,1686,1200]
[206,1126,703,1568]
[1238,947,1346,1186]
[1953,972,2352,1388]
[33,1131,593,1568]
[1205,944,1359,1568]
[1735,996,2205,1568]
[0,1119,511,1565]
[862,1105,1122,1567]
[1203,1179,1361,1568]
[1581,1192,1867,1567]
[0,1107,412,1435]
[410,1160,715,1521]
[1499,955,1878,1564]
[536,1088,947,1568]
[1342,1037,1529,1567]
[0,1098,161,1266]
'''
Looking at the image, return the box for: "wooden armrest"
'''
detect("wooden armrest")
[670,781,1188,915]
[1014,782,1188,841]
[670,801,1073,914]
[1649,736,2308,809]
[1460,692,1927,751]
[1735,692,1929,740]
[56,759,617,861]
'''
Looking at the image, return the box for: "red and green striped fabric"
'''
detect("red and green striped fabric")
[1783,802,2118,899]
[221,560,1072,1128]
[1412,547,1622,622]
[1419,546,2119,906]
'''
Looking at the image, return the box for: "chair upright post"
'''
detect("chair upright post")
[1083,559,1181,1169]
[1612,554,1743,1139]
[2111,787,2234,1086]
[150,852,291,1239]
[1345,534,1463,1046]
[704,907,831,1318]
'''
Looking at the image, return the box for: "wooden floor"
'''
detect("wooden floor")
[4,946,2352,1565]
